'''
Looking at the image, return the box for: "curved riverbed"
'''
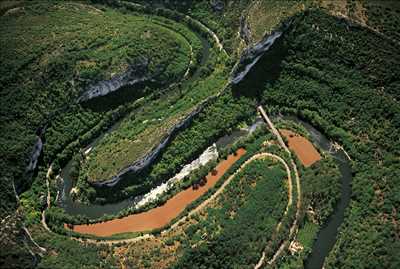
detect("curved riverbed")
[58,117,261,219]
[57,31,211,218]
[70,149,246,236]
[284,117,352,269]
[58,111,351,268]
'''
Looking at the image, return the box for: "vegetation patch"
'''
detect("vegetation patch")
[173,158,288,268]
[245,0,306,43]
[0,0,193,193]
[3,1,400,268]
[258,9,400,268]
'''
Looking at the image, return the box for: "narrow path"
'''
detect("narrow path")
[71,150,245,236]
[331,142,352,161]
[41,105,302,263]
[41,176,51,233]
[40,1,232,241]
[183,14,227,56]
[45,151,292,247]
[258,106,290,153]
[266,159,301,266]
[170,152,293,231]
[255,106,302,268]
[120,0,228,55]
[22,227,47,254]
[12,180,47,255]
[41,106,299,250]
[183,42,194,78]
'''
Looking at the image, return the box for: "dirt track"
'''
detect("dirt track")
[255,106,302,268]
[170,152,293,231]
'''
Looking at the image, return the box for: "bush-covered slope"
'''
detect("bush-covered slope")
[0,1,193,267]
[174,159,288,269]
[1,1,400,268]
[0,0,191,191]
[256,9,400,268]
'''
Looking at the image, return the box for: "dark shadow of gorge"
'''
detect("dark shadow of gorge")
[81,80,162,112]
[58,20,289,216]
[57,9,351,268]
[231,35,287,100]
[54,7,353,268]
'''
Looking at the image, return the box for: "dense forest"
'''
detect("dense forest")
[174,158,288,268]
[0,1,201,267]
[0,0,194,202]
[1,0,400,268]
[258,9,400,268]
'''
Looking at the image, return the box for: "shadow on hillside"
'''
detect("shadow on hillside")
[81,81,162,112]
[231,35,288,100]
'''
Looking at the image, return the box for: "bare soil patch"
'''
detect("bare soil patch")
[279,129,321,167]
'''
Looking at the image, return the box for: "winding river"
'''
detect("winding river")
[59,111,351,269]
[57,29,212,218]
[58,118,261,219]
[53,9,350,266]
[283,116,352,269]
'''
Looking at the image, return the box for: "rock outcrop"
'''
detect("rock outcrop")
[239,15,252,45]
[210,0,224,12]
[91,89,225,187]
[134,144,218,209]
[231,31,283,84]
[26,137,43,172]
[77,57,150,102]
[231,18,293,84]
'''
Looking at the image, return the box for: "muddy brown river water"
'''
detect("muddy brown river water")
[279,129,321,167]
[70,148,246,236]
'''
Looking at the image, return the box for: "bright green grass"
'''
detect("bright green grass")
[297,221,319,249]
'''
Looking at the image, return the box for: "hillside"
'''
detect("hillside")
[1,1,399,268]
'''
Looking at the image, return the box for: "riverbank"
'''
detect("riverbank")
[279,129,321,167]
[68,148,246,236]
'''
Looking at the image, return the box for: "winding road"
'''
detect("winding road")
[41,106,302,260]
[40,1,231,243]
[255,106,302,268]
[36,4,303,266]
[73,151,293,246]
